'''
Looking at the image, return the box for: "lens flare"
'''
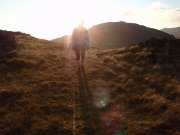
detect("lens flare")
[93,87,110,108]
[114,130,125,135]
[100,105,125,135]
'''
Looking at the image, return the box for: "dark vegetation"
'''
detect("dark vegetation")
[0,30,21,61]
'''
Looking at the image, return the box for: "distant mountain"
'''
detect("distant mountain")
[52,21,174,49]
[161,27,180,39]
[88,21,174,49]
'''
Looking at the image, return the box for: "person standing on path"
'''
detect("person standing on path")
[72,20,90,68]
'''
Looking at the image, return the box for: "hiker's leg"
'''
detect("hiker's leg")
[74,45,80,60]
[81,45,86,65]
[74,45,81,67]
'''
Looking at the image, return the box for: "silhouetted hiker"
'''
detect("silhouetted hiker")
[72,20,90,68]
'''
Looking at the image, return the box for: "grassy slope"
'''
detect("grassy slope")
[0,34,180,135]
[88,22,174,49]
[0,35,78,135]
[52,22,174,49]
[85,45,180,135]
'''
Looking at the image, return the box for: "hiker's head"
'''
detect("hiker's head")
[77,19,84,27]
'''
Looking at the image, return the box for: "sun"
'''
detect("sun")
[15,0,114,39]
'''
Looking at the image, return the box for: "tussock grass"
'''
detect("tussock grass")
[1,32,179,135]
[0,35,74,135]
[86,43,180,134]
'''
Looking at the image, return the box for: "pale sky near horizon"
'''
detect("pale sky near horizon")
[0,0,180,40]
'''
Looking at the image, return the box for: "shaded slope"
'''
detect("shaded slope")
[85,38,180,134]
[52,21,174,49]
[89,21,174,49]
[0,30,25,61]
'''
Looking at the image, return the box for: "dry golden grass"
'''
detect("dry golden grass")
[85,44,180,135]
[0,36,76,135]
[0,34,180,135]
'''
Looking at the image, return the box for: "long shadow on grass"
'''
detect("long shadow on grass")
[77,66,103,135]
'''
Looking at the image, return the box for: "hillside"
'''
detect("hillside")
[0,30,180,135]
[161,27,180,39]
[88,21,174,49]
[52,22,174,49]
[0,30,64,62]
[51,35,71,48]
[85,38,180,134]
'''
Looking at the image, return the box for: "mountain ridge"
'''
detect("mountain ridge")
[89,21,174,48]
[52,21,174,49]
[161,27,180,39]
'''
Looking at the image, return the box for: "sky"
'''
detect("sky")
[0,0,180,40]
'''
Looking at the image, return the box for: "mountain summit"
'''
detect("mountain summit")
[52,21,174,49]
[88,21,174,49]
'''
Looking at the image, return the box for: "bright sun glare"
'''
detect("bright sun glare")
[14,0,118,39]
[1,0,180,39]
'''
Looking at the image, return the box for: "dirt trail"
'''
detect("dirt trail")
[65,50,126,135]
[0,48,124,135]
[76,66,103,135]
[64,50,103,135]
